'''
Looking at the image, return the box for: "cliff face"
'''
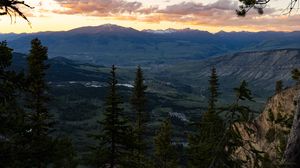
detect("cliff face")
[255,85,297,158]
[236,84,300,166]
[283,91,300,168]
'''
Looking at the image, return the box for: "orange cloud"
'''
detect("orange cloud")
[51,0,300,32]
[54,0,144,16]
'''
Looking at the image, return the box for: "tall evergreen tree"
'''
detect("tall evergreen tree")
[0,41,27,167]
[208,66,219,113]
[89,65,132,168]
[130,66,149,167]
[25,38,54,167]
[216,80,263,168]
[188,67,225,168]
[154,119,178,168]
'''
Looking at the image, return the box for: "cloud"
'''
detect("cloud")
[51,0,300,32]
[53,0,144,16]
[52,0,241,16]
[159,0,238,15]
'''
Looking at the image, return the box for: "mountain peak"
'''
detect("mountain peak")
[68,24,138,34]
[142,28,178,34]
[142,28,210,34]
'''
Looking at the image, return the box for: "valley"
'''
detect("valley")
[9,47,300,156]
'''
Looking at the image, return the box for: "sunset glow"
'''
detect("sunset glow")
[0,0,299,33]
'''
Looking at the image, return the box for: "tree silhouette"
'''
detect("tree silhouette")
[88,65,132,168]
[25,38,55,167]
[130,66,149,167]
[188,67,225,168]
[237,0,299,16]
[208,67,220,113]
[217,80,263,168]
[0,41,27,167]
[0,0,33,24]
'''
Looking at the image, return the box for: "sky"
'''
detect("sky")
[0,0,299,33]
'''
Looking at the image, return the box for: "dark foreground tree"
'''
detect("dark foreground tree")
[130,66,150,167]
[154,119,178,168]
[208,66,220,113]
[89,65,132,168]
[25,38,55,167]
[0,41,27,167]
[188,67,225,168]
[218,80,263,168]
[0,0,33,24]
[237,0,299,16]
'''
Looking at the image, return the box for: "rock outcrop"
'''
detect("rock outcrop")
[283,93,300,168]
[236,84,300,167]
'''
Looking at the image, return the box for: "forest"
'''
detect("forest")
[1,39,300,168]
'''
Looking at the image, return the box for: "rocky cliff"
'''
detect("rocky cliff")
[236,84,300,167]
[283,91,300,168]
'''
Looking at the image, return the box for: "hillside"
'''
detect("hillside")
[158,49,300,97]
[2,24,300,66]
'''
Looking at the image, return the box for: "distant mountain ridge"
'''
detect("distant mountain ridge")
[1,24,300,66]
[142,28,205,34]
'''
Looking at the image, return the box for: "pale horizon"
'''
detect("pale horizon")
[1,23,299,35]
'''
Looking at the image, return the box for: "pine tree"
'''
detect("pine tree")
[0,41,27,167]
[217,80,263,168]
[25,38,54,167]
[154,119,178,168]
[208,66,220,113]
[89,65,132,168]
[130,66,149,167]
[275,80,283,94]
[188,67,225,168]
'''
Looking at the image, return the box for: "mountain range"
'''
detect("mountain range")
[2,24,300,66]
